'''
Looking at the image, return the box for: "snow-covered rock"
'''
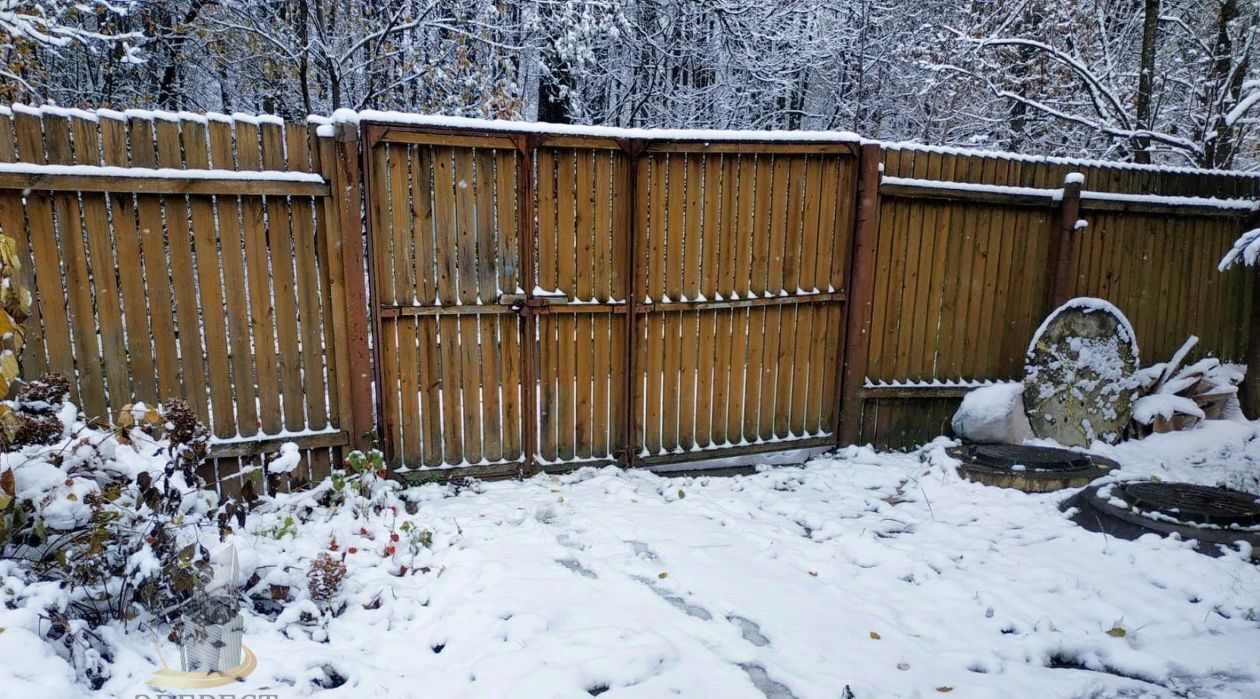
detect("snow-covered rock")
[951,383,1034,444]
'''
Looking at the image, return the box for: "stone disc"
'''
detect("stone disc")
[1023,298,1139,446]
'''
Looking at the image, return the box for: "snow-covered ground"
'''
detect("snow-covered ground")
[4,422,1260,699]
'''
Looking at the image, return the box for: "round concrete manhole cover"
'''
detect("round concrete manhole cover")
[948,444,1115,492]
[1068,481,1260,557]
[1024,298,1140,447]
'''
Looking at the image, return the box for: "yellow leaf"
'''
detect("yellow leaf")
[0,492,10,510]
[0,350,18,384]
[0,236,16,268]
[144,408,162,425]
[0,309,16,338]
[658,572,667,579]
[869,631,881,640]
[1107,626,1127,638]
[0,406,16,441]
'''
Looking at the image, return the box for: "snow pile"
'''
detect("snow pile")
[3,426,1259,697]
[950,382,1034,444]
[1131,335,1246,434]
[1133,393,1205,424]
[1089,420,1260,496]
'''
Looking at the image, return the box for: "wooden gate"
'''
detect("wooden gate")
[363,123,857,474]
[633,143,856,464]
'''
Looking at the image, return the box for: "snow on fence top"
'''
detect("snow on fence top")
[0,161,325,183]
[1077,190,1259,212]
[881,175,1260,212]
[879,139,1260,180]
[313,109,864,143]
[0,103,285,126]
[4,103,1255,185]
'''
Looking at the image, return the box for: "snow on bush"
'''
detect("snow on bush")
[0,386,247,688]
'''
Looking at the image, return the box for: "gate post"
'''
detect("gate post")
[512,134,540,475]
[617,139,645,467]
[838,142,882,445]
[1046,172,1084,311]
[320,123,375,452]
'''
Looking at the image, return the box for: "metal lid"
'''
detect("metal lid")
[1114,482,1260,527]
[968,444,1094,472]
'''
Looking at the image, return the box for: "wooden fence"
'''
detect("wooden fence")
[843,143,1260,448]
[0,106,371,486]
[3,105,1258,482]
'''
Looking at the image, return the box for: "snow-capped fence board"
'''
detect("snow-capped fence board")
[0,107,355,486]
[847,144,1260,449]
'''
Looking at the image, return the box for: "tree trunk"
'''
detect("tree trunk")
[298,0,312,117]
[1202,0,1251,169]
[1132,0,1160,164]
[538,49,573,124]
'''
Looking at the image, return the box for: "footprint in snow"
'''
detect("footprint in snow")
[556,558,597,579]
[739,664,799,699]
[727,615,770,647]
[628,540,659,561]
[633,576,712,620]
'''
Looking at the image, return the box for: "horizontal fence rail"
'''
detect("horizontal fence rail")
[4,105,1259,484]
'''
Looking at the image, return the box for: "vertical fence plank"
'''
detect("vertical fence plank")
[70,117,130,416]
[155,118,211,422]
[208,119,259,436]
[14,111,79,400]
[261,122,305,433]
[184,121,237,438]
[129,117,184,406]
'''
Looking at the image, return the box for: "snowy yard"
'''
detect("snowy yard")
[5,422,1260,698]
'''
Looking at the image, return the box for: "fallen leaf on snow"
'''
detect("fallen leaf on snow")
[869,631,881,640]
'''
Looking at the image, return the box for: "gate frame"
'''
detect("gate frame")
[359,120,863,476]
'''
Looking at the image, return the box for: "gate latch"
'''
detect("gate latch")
[498,293,526,313]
